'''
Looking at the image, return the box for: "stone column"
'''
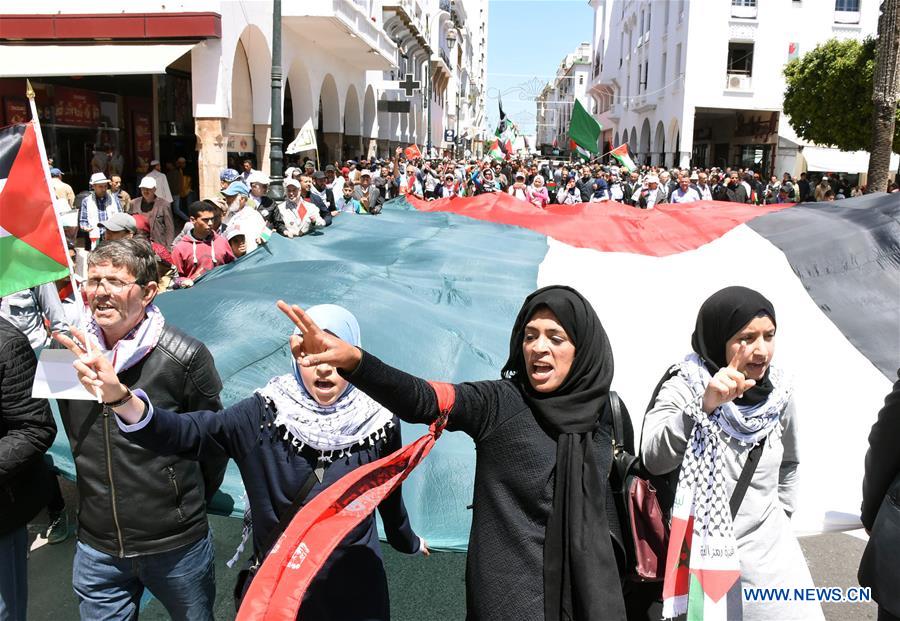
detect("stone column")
[195,118,227,200]
[322,132,343,165]
[254,124,271,174]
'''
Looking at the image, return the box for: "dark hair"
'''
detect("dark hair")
[188,200,216,219]
[88,238,157,286]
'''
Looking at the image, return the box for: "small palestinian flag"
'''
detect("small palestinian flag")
[0,122,69,298]
[486,138,504,161]
[610,143,637,172]
[569,139,591,161]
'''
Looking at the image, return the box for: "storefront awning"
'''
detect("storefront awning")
[801,146,899,174]
[0,44,195,77]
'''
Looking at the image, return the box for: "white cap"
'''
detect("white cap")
[247,171,269,185]
[89,172,110,185]
[225,225,245,241]
[149,159,160,166]
[284,178,300,189]
[646,175,659,184]
[138,176,157,190]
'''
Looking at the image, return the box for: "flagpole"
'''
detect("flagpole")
[26,79,100,400]
[26,80,84,308]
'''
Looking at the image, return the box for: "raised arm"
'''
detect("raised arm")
[279,301,499,441]
[54,327,255,462]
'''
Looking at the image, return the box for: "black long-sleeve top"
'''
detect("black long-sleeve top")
[121,392,420,621]
[342,350,621,621]
[861,371,900,530]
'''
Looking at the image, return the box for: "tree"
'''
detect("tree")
[783,38,900,155]
[867,0,900,193]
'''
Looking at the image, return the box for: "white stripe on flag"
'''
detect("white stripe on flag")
[537,224,891,534]
[0,225,9,238]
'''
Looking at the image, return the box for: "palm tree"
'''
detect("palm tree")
[866,0,900,193]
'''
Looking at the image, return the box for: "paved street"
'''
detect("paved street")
[24,480,876,621]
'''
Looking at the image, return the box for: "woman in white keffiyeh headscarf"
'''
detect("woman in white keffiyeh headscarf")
[640,286,823,621]
[102,303,427,620]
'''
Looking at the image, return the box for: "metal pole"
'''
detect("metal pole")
[268,0,285,200]
[454,86,460,158]
[426,59,432,159]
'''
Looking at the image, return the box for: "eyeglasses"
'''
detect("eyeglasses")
[85,277,140,293]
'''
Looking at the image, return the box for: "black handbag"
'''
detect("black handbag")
[233,465,323,612]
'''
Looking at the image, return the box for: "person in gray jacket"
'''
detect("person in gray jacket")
[0,283,67,351]
[641,286,822,621]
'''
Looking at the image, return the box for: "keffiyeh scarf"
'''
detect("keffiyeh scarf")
[87,304,165,373]
[662,353,792,621]
[256,373,394,459]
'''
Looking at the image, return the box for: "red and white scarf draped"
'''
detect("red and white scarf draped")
[235,381,454,621]
[86,304,165,373]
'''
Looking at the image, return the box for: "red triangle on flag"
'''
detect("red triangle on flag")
[0,122,68,267]
[690,567,741,603]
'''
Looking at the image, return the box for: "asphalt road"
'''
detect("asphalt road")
[24,479,876,620]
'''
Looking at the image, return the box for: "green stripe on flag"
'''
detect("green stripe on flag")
[687,573,705,621]
[0,235,69,297]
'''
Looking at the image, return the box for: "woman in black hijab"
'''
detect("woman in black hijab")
[282,285,627,620]
[642,286,822,621]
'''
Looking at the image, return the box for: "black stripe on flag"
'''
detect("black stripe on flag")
[0,124,26,180]
[747,194,900,379]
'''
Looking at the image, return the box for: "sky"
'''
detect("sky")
[485,0,595,139]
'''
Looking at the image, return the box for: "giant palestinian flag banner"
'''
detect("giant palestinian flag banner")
[0,122,69,297]
[46,193,900,562]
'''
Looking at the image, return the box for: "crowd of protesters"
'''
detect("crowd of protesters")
[2,146,899,621]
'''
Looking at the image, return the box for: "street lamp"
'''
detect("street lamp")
[446,27,457,51]
[268,0,284,201]
[447,27,458,156]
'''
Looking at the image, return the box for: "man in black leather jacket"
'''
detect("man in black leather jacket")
[0,317,56,620]
[56,239,226,621]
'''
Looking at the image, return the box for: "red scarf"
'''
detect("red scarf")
[236,381,455,621]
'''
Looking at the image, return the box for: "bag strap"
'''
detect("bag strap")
[258,464,321,559]
[729,441,765,519]
[609,391,626,455]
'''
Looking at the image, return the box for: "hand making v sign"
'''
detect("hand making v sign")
[276,300,362,372]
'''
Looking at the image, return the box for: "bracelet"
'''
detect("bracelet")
[103,387,134,408]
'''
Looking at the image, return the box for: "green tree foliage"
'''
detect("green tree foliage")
[783,38,900,153]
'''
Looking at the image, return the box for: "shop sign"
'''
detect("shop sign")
[53,86,100,127]
[227,134,254,152]
[133,111,153,166]
[4,98,28,125]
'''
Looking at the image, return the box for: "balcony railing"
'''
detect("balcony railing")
[731,4,758,19]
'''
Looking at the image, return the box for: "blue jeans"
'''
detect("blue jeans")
[0,526,28,621]
[72,533,215,621]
